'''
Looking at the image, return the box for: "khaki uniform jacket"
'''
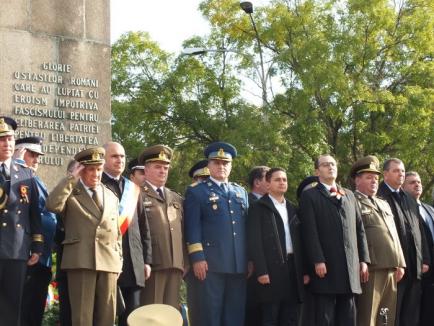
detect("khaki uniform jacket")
[141,181,186,272]
[46,177,122,273]
[355,191,406,270]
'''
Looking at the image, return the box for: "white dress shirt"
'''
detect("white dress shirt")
[269,194,293,254]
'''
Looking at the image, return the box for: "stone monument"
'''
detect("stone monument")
[0,0,111,189]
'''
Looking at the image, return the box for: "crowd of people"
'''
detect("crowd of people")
[0,114,433,326]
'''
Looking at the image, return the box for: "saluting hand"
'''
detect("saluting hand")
[193,260,208,281]
[70,163,84,179]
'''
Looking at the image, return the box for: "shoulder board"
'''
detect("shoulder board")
[14,159,27,167]
[189,182,198,187]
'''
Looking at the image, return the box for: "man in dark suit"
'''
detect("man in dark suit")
[351,156,406,326]
[0,116,43,326]
[299,154,370,326]
[377,159,430,326]
[247,165,270,203]
[402,171,434,326]
[248,167,307,326]
[245,165,270,326]
[102,142,152,326]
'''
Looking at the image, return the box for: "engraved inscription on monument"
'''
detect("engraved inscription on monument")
[0,0,111,189]
[12,62,101,167]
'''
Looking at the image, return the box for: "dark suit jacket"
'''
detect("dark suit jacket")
[248,192,260,204]
[0,161,42,260]
[299,183,369,294]
[420,202,434,283]
[377,182,430,279]
[102,173,152,287]
[248,195,305,303]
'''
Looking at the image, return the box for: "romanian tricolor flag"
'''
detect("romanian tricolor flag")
[118,179,140,235]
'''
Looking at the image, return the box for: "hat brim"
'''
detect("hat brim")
[355,168,381,176]
[80,159,105,165]
[0,130,15,137]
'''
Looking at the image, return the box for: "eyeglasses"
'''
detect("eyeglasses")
[319,162,337,167]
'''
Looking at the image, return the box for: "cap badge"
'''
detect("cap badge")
[91,151,100,160]
[217,148,225,158]
[0,119,7,132]
[203,167,210,175]
[158,150,168,161]
[369,162,377,170]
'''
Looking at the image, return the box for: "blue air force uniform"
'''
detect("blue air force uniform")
[0,117,43,326]
[15,136,58,326]
[184,142,249,326]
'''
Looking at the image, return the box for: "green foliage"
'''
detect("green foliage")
[112,0,434,201]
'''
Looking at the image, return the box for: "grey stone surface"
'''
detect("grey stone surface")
[86,0,110,43]
[0,0,111,189]
[0,1,28,30]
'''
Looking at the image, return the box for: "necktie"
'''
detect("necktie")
[221,183,228,194]
[156,188,165,200]
[90,188,103,212]
[0,163,9,180]
[330,186,337,194]
[392,191,401,203]
[368,196,378,208]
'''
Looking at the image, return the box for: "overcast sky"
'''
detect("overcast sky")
[110,0,210,53]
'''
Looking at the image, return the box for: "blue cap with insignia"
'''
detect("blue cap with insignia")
[189,160,209,178]
[204,142,237,161]
[15,136,45,155]
[0,116,17,137]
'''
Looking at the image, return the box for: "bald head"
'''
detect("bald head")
[103,142,126,177]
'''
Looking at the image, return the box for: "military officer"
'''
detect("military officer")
[0,117,43,326]
[46,147,122,326]
[128,158,146,187]
[351,156,406,326]
[185,159,209,326]
[188,159,209,182]
[139,145,187,308]
[13,137,58,326]
[184,142,249,326]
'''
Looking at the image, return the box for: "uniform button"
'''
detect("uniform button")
[3,210,8,213]
[170,227,174,231]
[232,221,236,224]
[228,200,231,203]
[230,210,234,214]
[233,232,237,236]
[17,224,22,228]
[2,223,6,227]
[96,237,99,241]
[17,210,21,214]
[97,226,101,229]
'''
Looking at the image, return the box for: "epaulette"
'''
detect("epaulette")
[230,182,244,188]
[189,182,199,187]
[13,159,27,167]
